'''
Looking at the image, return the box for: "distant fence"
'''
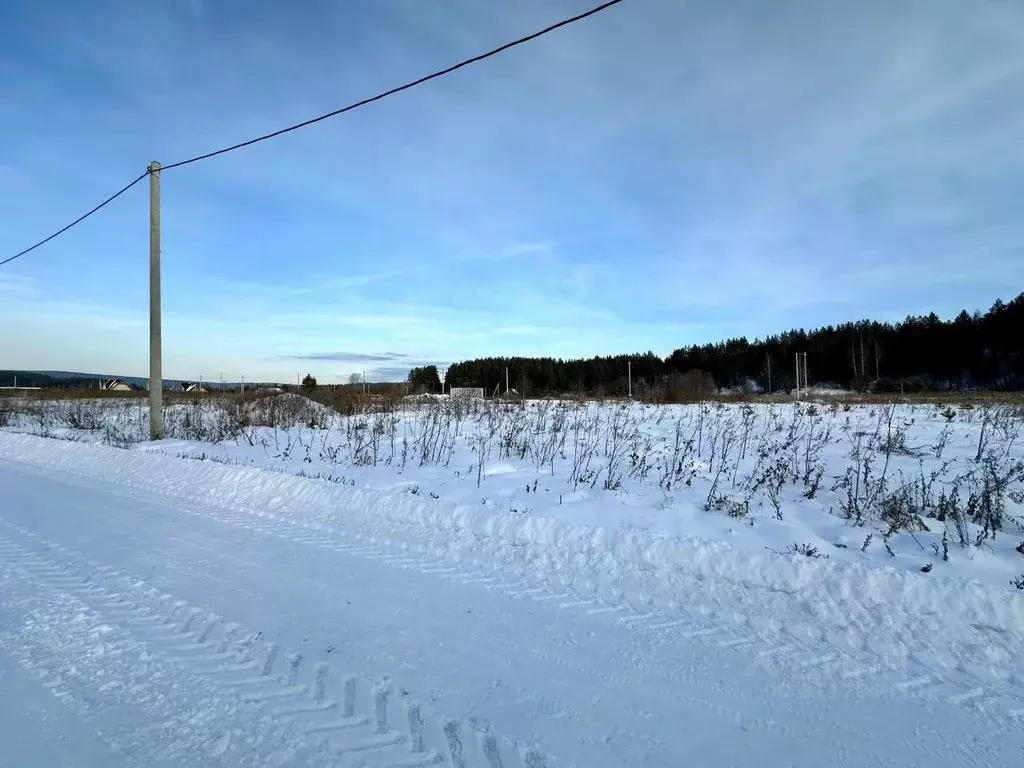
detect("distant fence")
[450,387,484,400]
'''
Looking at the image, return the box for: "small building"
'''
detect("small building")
[180,382,207,393]
[100,379,133,392]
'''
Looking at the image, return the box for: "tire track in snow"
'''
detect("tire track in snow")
[8,451,1024,732]
[1,472,1019,767]
[0,558,306,766]
[2,512,1015,768]
[12,448,1023,721]
[0,515,815,755]
[0,529,554,768]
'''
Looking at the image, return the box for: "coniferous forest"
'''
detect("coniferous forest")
[442,293,1024,396]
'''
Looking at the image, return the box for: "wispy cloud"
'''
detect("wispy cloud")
[288,351,413,363]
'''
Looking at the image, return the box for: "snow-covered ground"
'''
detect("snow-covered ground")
[1,396,1023,765]
[5,394,1024,587]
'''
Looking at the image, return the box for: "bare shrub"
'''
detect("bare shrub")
[0,397,13,428]
[568,406,600,490]
[657,415,697,491]
[602,405,641,491]
[767,542,829,559]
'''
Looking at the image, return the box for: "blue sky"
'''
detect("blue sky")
[2,0,1023,383]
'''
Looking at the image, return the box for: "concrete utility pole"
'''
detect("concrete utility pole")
[795,353,801,399]
[795,352,809,398]
[148,161,163,440]
[628,360,632,398]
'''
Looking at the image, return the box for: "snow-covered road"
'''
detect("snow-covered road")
[1,437,1021,766]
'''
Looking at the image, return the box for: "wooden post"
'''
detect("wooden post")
[148,161,163,440]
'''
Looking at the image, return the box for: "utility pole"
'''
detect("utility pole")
[241,374,245,394]
[362,370,366,395]
[800,352,808,395]
[795,353,801,399]
[505,367,509,396]
[627,360,632,398]
[148,161,163,440]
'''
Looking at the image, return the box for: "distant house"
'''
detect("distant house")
[180,382,207,393]
[99,379,132,392]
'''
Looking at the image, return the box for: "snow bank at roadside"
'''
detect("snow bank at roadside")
[2,431,1021,643]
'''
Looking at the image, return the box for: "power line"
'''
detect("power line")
[160,0,622,170]
[1,0,622,267]
[0,171,149,267]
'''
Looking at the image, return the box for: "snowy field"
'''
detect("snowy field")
[1,393,1023,766]
[4,393,1023,587]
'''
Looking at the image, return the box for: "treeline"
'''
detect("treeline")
[0,371,103,389]
[443,293,1024,395]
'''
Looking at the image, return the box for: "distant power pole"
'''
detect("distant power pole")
[148,161,163,440]
[241,374,245,394]
[627,360,632,398]
[362,370,366,395]
[505,367,510,396]
[795,352,809,398]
